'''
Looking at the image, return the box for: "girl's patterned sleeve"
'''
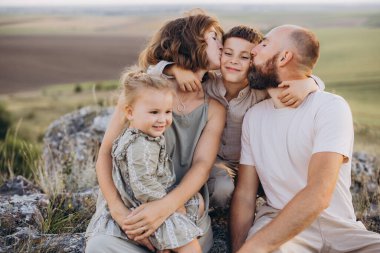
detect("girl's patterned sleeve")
[125,137,168,203]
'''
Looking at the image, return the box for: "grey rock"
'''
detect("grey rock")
[0,177,97,252]
[0,192,48,236]
[0,175,43,196]
[42,106,114,192]
[2,227,85,253]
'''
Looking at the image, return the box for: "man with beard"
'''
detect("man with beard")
[149,25,324,209]
[231,25,380,253]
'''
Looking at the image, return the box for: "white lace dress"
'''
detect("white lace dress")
[86,128,203,250]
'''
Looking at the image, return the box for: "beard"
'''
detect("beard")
[248,53,281,90]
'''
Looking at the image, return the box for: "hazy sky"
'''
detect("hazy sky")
[1,0,379,6]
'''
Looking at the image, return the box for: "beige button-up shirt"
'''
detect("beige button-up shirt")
[204,73,268,162]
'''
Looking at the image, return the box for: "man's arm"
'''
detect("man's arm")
[230,164,259,253]
[237,152,344,253]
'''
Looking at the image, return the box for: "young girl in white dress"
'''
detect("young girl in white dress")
[110,70,204,253]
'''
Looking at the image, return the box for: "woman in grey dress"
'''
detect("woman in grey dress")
[86,10,226,253]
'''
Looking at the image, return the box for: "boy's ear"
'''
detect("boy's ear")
[278,51,293,67]
[124,105,133,121]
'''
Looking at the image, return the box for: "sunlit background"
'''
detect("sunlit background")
[0,2,379,249]
[0,0,379,168]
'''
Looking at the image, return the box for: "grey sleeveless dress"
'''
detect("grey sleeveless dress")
[86,99,213,252]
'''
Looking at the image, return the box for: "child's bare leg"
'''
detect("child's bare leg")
[172,239,202,253]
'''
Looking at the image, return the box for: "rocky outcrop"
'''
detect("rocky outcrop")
[0,107,378,252]
[42,106,113,192]
[351,152,380,232]
[0,176,96,252]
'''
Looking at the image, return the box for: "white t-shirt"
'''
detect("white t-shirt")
[240,91,356,222]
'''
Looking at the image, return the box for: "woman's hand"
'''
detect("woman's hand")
[176,205,187,215]
[278,78,318,108]
[172,65,202,92]
[122,199,175,241]
[108,203,155,251]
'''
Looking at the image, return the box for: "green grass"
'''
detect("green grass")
[313,28,380,156]
[1,80,119,143]
[1,27,379,159]
[314,28,380,83]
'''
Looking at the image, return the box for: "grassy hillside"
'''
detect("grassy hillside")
[313,28,380,154]
[0,8,379,157]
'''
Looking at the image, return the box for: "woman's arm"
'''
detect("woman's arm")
[97,97,131,224]
[166,98,226,206]
[123,98,226,241]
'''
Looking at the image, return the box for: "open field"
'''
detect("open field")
[0,35,145,93]
[0,5,379,157]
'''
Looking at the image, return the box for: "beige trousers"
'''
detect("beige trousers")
[247,204,380,253]
[207,158,237,208]
[86,219,213,253]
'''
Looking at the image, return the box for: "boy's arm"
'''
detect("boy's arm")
[148,60,202,92]
[277,76,324,108]
[147,60,174,78]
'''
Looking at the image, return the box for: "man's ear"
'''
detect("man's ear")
[124,105,133,121]
[278,51,293,67]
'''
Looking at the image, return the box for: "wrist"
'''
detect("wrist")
[165,64,177,77]
[161,195,178,214]
[109,202,130,224]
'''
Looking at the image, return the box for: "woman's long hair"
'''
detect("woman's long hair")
[138,12,222,72]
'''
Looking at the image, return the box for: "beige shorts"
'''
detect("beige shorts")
[247,204,380,253]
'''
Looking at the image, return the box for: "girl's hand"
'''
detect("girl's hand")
[122,200,174,241]
[278,78,318,108]
[172,65,202,92]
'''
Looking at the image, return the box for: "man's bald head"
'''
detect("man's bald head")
[270,25,320,72]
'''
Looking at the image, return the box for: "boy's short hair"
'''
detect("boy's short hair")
[223,25,263,45]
